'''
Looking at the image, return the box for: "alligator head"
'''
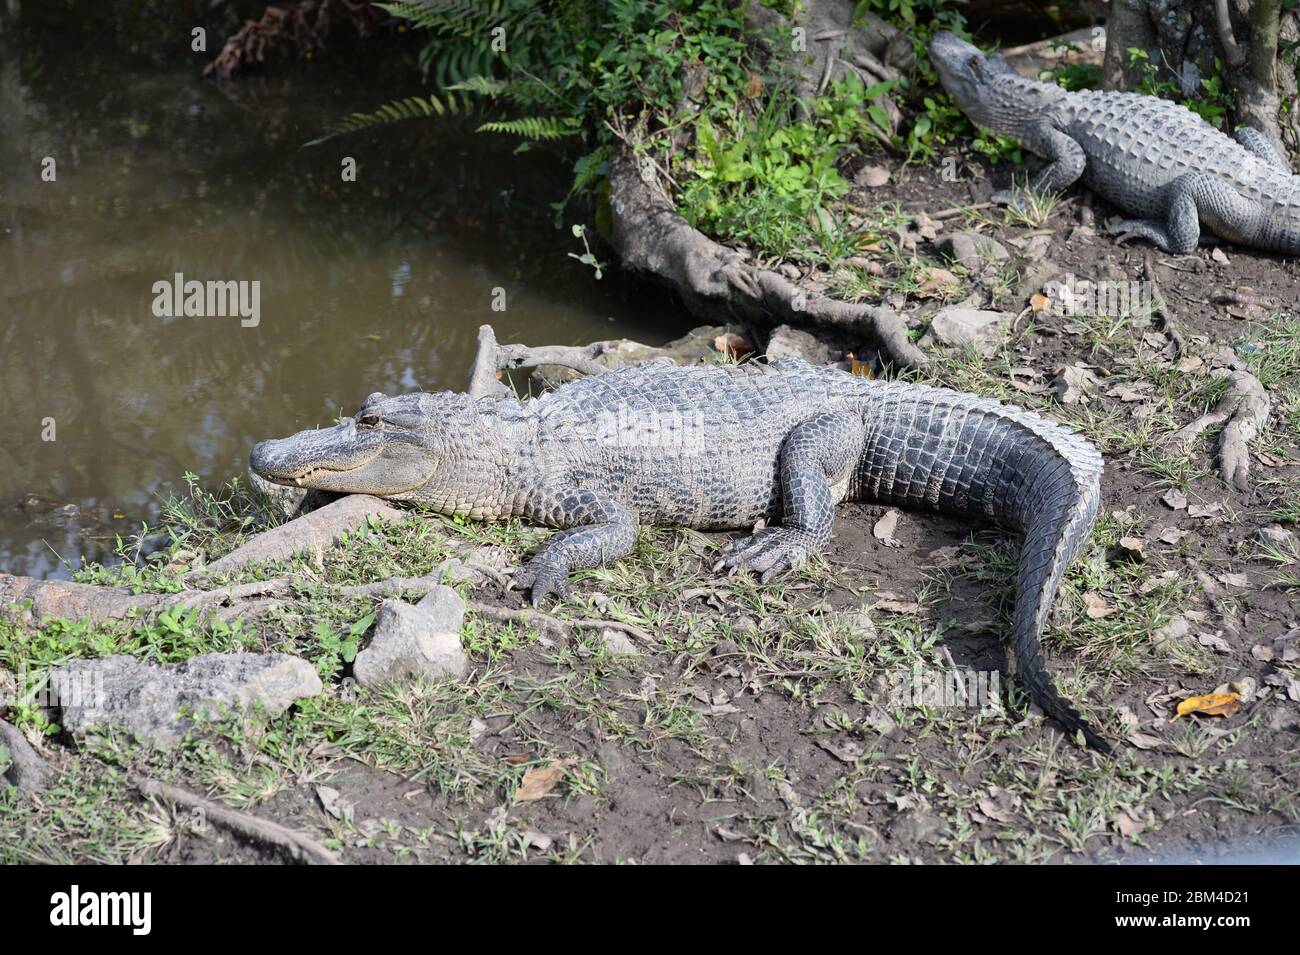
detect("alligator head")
[250,390,496,504]
[928,31,1066,138]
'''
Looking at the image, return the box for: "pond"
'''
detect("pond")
[0,6,684,578]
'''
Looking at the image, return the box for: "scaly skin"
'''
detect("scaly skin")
[930,31,1300,255]
[251,359,1109,750]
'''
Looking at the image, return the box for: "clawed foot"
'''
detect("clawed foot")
[1104,216,1166,249]
[512,556,572,608]
[711,527,815,583]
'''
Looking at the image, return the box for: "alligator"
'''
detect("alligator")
[251,358,1109,750]
[930,31,1300,255]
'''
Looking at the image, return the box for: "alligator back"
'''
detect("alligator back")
[1065,90,1289,216]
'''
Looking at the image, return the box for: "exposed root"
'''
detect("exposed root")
[1,568,648,648]
[1175,370,1272,490]
[0,719,54,792]
[1143,253,1186,354]
[605,145,925,369]
[127,772,340,865]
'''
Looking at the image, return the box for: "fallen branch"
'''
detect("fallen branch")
[1175,370,1272,490]
[0,720,54,792]
[127,772,340,865]
[467,325,611,399]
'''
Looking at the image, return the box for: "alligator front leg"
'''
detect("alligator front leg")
[995,122,1086,208]
[714,412,864,582]
[1108,172,1264,253]
[516,488,638,606]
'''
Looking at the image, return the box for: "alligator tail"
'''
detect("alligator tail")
[860,385,1109,751]
[1013,485,1110,753]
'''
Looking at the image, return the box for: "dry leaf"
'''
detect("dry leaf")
[913,266,961,299]
[1161,488,1188,511]
[872,509,903,547]
[1029,292,1050,314]
[713,332,753,359]
[1117,537,1146,557]
[1172,691,1240,721]
[515,758,577,802]
[855,165,890,188]
[1083,592,1114,619]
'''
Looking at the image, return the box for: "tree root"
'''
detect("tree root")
[605,145,926,369]
[1175,370,1272,490]
[0,719,54,792]
[1,568,650,647]
[1143,253,1186,354]
[127,772,341,865]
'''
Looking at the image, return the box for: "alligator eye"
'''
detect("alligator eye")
[357,413,381,429]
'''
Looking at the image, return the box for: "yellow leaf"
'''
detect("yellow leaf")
[846,353,874,378]
[1172,691,1240,721]
[1029,292,1050,313]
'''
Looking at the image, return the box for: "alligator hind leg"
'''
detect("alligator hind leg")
[714,412,864,582]
[1107,173,1263,253]
[1234,126,1292,173]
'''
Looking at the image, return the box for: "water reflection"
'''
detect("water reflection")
[0,4,682,577]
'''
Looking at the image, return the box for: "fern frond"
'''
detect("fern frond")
[303,93,464,146]
[378,1,512,37]
[476,115,581,141]
[448,75,507,97]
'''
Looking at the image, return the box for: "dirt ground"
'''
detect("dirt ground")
[2,150,1298,864]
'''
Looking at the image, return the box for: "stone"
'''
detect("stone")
[763,325,838,365]
[353,599,468,688]
[920,308,1012,356]
[416,584,467,632]
[935,231,1010,271]
[51,653,322,747]
[1258,525,1296,549]
[600,628,640,655]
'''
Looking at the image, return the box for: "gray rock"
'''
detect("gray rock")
[764,325,838,365]
[1258,525,1296,549]
[600,628,640,655]
[416,584,467,631]
[52,653,322,747]
[920,308,1012,356]
[935,231,1010,271]
[353,599,468,688]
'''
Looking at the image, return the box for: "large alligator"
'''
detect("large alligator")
[930,31,1300,255]
[251,359,1108,750]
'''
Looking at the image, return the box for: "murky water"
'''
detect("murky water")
[0,7,682,578]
